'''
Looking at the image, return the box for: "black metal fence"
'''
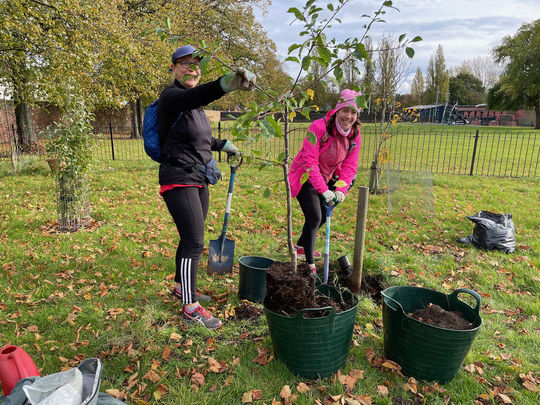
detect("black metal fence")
[1,123,538,178]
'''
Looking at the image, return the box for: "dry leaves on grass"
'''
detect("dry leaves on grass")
[365,347,403,376]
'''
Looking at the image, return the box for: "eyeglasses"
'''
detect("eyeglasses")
[175,60,200,68]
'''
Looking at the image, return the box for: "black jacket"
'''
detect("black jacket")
[157,78,227,185]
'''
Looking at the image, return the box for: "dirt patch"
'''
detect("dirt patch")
[336,270,385,306]
[235,302,263,320]
[264,262,356,317]
[409,303,475,330]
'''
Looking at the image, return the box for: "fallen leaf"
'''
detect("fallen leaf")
[280,385,292,400]
[191,371,205,387]
[253,347,269,365]
[142,370,160,383]
[252,390,262,400]
[297,382,310,393]
[377,385,389,395]
[242,391,253,403]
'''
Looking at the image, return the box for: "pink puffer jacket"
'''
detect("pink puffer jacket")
[289,109,361,198]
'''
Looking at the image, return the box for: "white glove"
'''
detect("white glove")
[335,191,345,203]
[220,68,256,92]
[221,140,240,155]
[321,190,336,205]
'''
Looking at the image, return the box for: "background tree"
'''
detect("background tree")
[449,72,485,105]
[410,66,424,105]
[424,44,449,105]
[456,55,501,90]
[374,34,410,129]
[489,19,540,129]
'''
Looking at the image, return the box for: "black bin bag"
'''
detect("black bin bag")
[459,211,515,253]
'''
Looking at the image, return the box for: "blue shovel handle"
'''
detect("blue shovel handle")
[323,201,339,284]
[218,154,244,254]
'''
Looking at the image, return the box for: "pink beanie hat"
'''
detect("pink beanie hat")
[334,89,362,112]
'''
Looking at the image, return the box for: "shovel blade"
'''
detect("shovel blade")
[207,237,235,274]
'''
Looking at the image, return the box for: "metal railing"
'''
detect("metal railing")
[1,123,538,178]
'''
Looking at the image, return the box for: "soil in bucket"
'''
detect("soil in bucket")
[410,303,475,330]
[264,262,356,317]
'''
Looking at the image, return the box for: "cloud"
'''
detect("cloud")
[254,0,537,92]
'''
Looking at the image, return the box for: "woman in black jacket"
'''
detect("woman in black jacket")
[158,45,255,329]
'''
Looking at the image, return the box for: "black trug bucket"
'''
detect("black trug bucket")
[238,256,274,303]
[382,286,482,384]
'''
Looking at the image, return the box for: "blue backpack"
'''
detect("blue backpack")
[142,100,182,163]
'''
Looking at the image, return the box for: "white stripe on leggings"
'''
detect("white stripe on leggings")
[180,258,192,304]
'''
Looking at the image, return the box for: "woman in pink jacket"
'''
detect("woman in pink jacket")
[289,89,362,273]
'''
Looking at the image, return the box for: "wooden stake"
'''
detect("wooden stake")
[350,186,369,293]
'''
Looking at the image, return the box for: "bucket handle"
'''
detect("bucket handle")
[448,288,481,319]
[381,291,405,314]
[296,307,337,335]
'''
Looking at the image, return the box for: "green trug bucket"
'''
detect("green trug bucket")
[238,256,274,303]
[382,286,482,383]
[264,284,359,379]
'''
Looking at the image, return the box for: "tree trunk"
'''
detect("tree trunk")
[379,99,387,131]
[15,102,38,152]
[535,99,539,130]
[368,159,379,194]
[136,98,144,136]
[130,101,140,139]
[283,107,297,273]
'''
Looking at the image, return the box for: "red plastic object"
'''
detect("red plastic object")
[0,345,40,395]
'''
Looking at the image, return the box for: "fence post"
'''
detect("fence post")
[109,122,115,160]
[218,121,222,162]
[469,129,479,176]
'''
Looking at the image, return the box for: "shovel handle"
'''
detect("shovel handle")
[227,153,244,173]
[322,201,339,284]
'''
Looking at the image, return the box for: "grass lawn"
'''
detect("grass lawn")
[0,156,539,404]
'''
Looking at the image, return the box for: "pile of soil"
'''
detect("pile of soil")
[235,302,263,320]
[337,272,384,306]
[409,303,475,330]
[264,262,356,317]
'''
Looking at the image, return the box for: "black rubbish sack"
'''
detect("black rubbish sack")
[458,211,515,253]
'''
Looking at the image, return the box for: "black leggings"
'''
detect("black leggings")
[296,182,326,264]
[162,186,209,304]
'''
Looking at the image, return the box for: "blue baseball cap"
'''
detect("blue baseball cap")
[171,45,198,63]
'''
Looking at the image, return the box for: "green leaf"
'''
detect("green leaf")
[301,56,311,71]
[327,4,334,11]
[406,47,415,58]
[285,56,300,63]
[300,171,310,184]
[199,56,210,75]
[356,95,368,109]
[354,43,369,62]
[164,17,171,30]
[399,33,406,42]
[288,44,302,54]
[263,188,271,198]
[301,107,311,120]
[267,116,282,138]
[334,65,343,82]
[317,46,332,63]
[383,1,393,7]
[334,180,347,188]
[260,117,276,138]
[287,7,305,21]
[411,36,423,42]
[277,151,285,163]
[307,131,316,145]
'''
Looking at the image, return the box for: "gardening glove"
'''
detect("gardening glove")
[321,190,336,205]
[221,140,240,156]
[335,191,345,203]
[220,68,256,92]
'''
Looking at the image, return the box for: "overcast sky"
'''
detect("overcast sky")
[254,0,538,93]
